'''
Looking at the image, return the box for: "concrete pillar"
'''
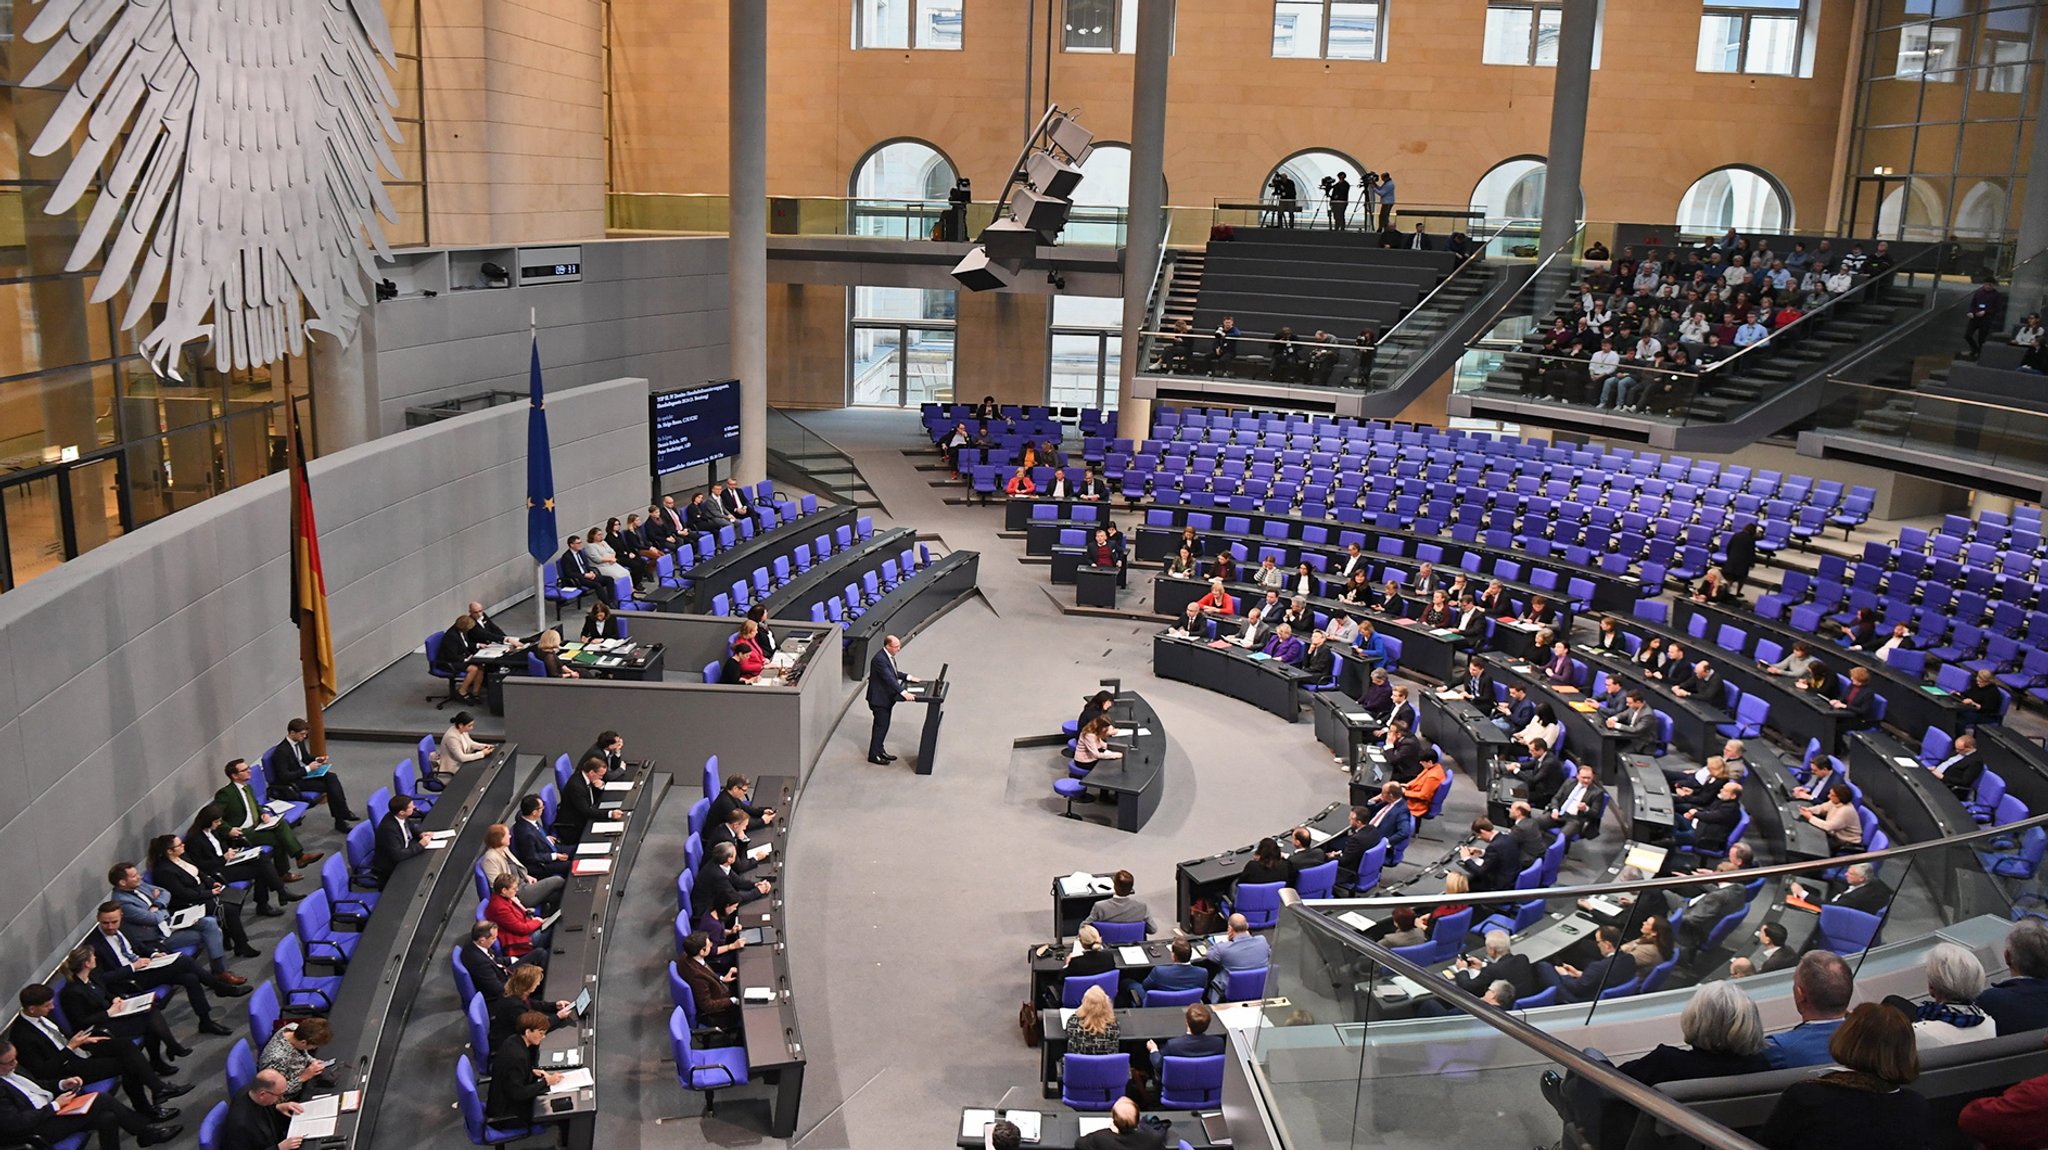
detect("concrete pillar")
[1115,0,1173,440]
[730,0,769,482]
[1538,0,1598,260]
[310,316,380,452]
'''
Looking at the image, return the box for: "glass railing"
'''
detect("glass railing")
[1807,380,2048,475]
[606,193,1130,246]
[1245,810,2046,1150]
[1207,200,1494,239]
[764,407,865,505]
[1828,245,2048,390]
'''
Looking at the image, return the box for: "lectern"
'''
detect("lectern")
[909,664,951,775]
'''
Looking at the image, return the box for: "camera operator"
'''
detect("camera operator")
[1375,170,1397,230]
[1325,171,1351,230]
[944,177,971,242]
[1269,172,1299,228]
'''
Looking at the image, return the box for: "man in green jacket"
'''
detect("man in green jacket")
[213,759,321,878]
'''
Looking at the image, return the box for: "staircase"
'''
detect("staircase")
[1684,285,1929,421]
[1159,250,1203,330]
[765,409,882,510]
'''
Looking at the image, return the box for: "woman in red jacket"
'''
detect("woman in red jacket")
[730,619,769,681]
[485,873,551,958]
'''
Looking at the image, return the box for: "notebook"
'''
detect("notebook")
[587,821,626,835]
[1117,946,1148,964]
[546,1068,595,1094]
[571,859,611,876]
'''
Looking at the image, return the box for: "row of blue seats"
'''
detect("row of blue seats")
[538,486,820,615]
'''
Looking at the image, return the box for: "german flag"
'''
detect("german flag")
[286,397,337,705]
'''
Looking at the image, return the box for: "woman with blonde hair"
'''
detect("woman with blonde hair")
[1417,871,1470,934]
[1063,984,1121,1055]
[481,822,564,910]
[535,629,580,678]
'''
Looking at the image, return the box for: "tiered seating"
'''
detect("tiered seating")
[538,483,820,620]
[1109,406,1880,588]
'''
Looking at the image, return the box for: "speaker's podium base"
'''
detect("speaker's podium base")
[1075,565,1120,608]
[911,678,950,775]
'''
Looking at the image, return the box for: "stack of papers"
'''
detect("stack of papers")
[286,1094,340,1138]
[1584,896,1625,917]
[546,1068,596,1094]
[1057,873,1111,897]
[571,859,611,876]
[1337,911,1377,932]
[748,844,773,862]
[603,781,634,792]
[107,997,153,1018]
[1077,1117,1114,1136]
[1117,946,1148,964]
[961,1110,1041,1143]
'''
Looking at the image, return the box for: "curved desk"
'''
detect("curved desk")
[1594,614,1847,754]
[733,769,807,1136]
[1980,726,2048,817]
[1173,801,1350,925]
[1153,573,1467,685]
[1669,597,1972,738]
[1843,730,2003,917]
[841,550,981,678]
[757,526,916,620]
[1153,631,1313,722]
[684,505,858,613]
[1076,691,1169,834]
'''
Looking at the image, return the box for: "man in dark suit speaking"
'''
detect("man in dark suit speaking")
[865,635,919,765]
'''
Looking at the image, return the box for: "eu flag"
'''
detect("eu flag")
[525,335,558,567]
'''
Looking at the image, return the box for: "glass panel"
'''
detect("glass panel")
[1049,333,1104,408]
[1482,5,1535,65]
[1273,1,1326,58]
[915,0,962,48]
[1677,168,1788,232]
[901,326,954,405]
[1053,294,1122,327]
[1533,6,1562,65]
[1066,0,1116,50]
[1326,2,1380,60]
[1745,13,1799,74]
[855,0,909,48]
[851,141,956,238]
[1896,23,1962,79]
[1976,37,2031,94]
[1697,13,1743,72]
[1120,0,1142,52]
[1101,334,1122,411]
[122,434,173,528]
[1,474,63,587]
[66,456,122,557]
[1957,118,2022,176]
[223,407,276,490]
[851,325,905,405]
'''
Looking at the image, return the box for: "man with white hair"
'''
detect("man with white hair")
[1199,913,1272,1001]
[1791,861,1893,917]
[1977,918,2048,1035]
[1453,930,1536,998]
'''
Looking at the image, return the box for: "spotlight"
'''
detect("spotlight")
[1009,187,1073,239]
[950,247,1015,292]
[980,219,1040,264]
[1026,151,1084,200]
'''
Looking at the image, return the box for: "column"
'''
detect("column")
[1538,0,1598,260]
[2013,69,2048,315]
[1115,0,1174,440]
[730,0,769,482]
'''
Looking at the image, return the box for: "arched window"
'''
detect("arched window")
[1470,156,1555,222]
[1877,178,1945,242]
[1953,181,2008,240]
[1676,166,1792,233]
[1064,142,1134,247]
[1262,149,1369,227]
[849,139,959,239]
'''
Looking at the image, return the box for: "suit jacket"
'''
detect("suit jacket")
[56,974,123,1035]
[1457,607,1487,642]
[1690,798,1743,851]
[1838,684,1879,728]
[485,1035,549,1121]
[371,811,424,883]
[1830,878,1894,915]
[271,736,321,792]
[1663,662,1699,694]
[1350,801,1414,855]
[214,779,268,832]
[1301,643,1335,682]
[558,546,598,591]
[1509,816,1548,863]
[866,649,906,708]
[1455,951,1536,997]
[485,893,546,957]
[1261,635,1306,666]
[1610,705,1656,750]
[434,625,481,674]
[695,862,748,913]
[1559,950,1637,1001]
[707,789,764,830]
[1502,698,1539,732]
[151,859,218,914]
[1544,777,1605,822]
[0,1068,71,1145]
[703,821,759,874]
[7,1017,85,1084]
[1083,894,1156,934]
[1462,834,1522,891]
[1382,736,1422,782]
[1287,847,1332,887]
[1517,754,1565,800]
[558,774,605,836]
[681,957,735,1016]
[719,487,751,519]
[1075,1124,1169,1150]
[1677,883,1747,949]
[1140,963,1207,994]
[512,818,560,876]
[86,928,157,992]
[687,499,720,531]
[1934,752,1985,800]
[642,512,680,549]
[1757,946,1798,973]
[462,942,513,1002]
[223,1089,292,1150]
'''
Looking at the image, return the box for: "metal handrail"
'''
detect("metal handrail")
[1463,226,1586,346]
[1823,378,2048,418]
[1305,810,2048,912]
[1290,905,1771,1150]
[1825,244,2047,384]
[1375,217,1538,349]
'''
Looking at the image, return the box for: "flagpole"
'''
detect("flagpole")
[285,366,330,758]
[532,308,546,637]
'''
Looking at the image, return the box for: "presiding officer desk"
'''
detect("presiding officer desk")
[329,745,519,1146]
[533,757,669,1146]
[1668,598,1973,738]
[840,549,981,679]
[1152,573,1467,685]
[1154,630,1313,722]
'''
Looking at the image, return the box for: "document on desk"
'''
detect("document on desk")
[1584,897,1624,918]
[588,821,626,835]
[749,843,773,862]
[286,1093,341,1138]
[603,781,635,792]
[1893,756,1920,770]
[421,833,452,850]
[1342,712,1372,722]
[1337,911,1376,933]
[1077,1116,1114,1136]
[961,1109,1041,1143]
[547,1068,596,1094]
[571,859,611,876]
[1057,873,1107,897]
[1117,946,1149,965]
[575,841,612,856]
[1136,728,1154,736]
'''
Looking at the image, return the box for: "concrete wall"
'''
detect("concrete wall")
[421,0,608,244]
[0,377,650,996]
[367,237,731,435]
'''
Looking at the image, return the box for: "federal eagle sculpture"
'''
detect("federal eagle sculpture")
[24,0,403,379]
